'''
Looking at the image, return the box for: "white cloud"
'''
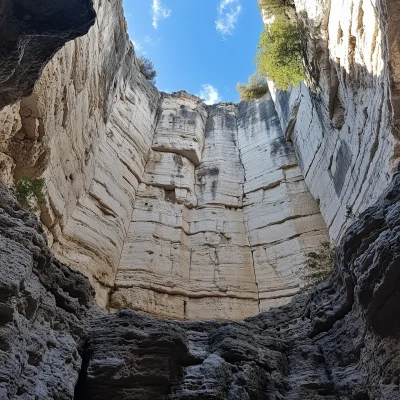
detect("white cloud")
[216,0,242,36]
[131,38,142,52]
[151,0,172,29]
[199,84,222,105]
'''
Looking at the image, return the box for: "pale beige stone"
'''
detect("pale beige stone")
[0,0,338,321]
[269,0,399,241]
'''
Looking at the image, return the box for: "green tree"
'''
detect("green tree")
[237,72,269,101]
[258,0,294,18]
[11,176,45,212]
[137,56,157,84]
[256,17,304,90]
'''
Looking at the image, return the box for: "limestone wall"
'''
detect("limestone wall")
[0,0,330,319]
[0,0,161,307]
[111,92,328,320]
[268,0,400,240]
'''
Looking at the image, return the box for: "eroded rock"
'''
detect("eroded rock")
[2,172,400,398]
[0,0,96,109]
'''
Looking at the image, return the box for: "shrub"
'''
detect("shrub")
[137,56,157,84]
[303,241,336,290]
[258,0,294,18]
[11,176,45,212]
[256,16,304,90]
[236,72,269,101]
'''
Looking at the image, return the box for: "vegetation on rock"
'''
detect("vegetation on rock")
[303,241,336,289]
[256,16,304,90]
[256,0,304,90]
[137,56,157,84]
[236,72,269,101]
[258,0,294,18]
[11,176,45,212]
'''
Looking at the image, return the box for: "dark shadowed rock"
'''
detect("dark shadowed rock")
[1,166,400,399]
[0,183,96,399]
[0,0,96,110]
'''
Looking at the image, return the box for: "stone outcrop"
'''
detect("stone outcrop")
[0,0,161,308]
[267,0,400,241]
[0,0,400,398]
[1,172,400,399]
[1,0,399,321]
[111,92,328,320]
[0,184,96,399]
[0,0,328,319]
[0,0,96,109]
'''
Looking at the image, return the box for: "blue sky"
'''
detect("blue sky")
[123,0,263,103]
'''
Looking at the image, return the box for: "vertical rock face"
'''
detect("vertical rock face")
[111,92,328,320]
[2,173,400,399]
[0,0,329,319]
[268,0,400,240]
[1,0,161,308]
[152,91,207,166]
[237,98,328,311]
[1,0,399,323]
[0,0,329,320]
[0,184,96,399]
[0,0,400,398]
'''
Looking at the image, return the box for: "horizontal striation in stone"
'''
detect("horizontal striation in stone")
[112,94,329,319]
[269,0,400,241]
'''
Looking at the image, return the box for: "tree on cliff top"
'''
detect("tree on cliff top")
[259,0,294,18]
[137,56,157,85]
[256,16,304,90]
[236,72,269,101]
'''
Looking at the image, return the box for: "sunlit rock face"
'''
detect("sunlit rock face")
[0,0,160,308]
[0,0,328,320]
[111,92,328,320]
[1,0,398,322]
[0,0,400,398]
[268,0,400,241]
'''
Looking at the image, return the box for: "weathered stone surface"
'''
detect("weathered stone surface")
[111,94,327,320]
[1,153,400,399]
[50,46,160,308]
[0,184,96,399]
[0,0,160,308]
[1,0,398,325]
[77,173,400,399]
[268,0,400,241]
[0,0,400,397]
[153,92,207,166]
[1,0,326,319]
[0,0,96,109]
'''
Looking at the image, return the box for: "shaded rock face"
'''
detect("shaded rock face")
[0,0,328,319]
[268,0,400,240]
[0,184,96,399]
[1,174,400,398]
[0,0,96,109]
